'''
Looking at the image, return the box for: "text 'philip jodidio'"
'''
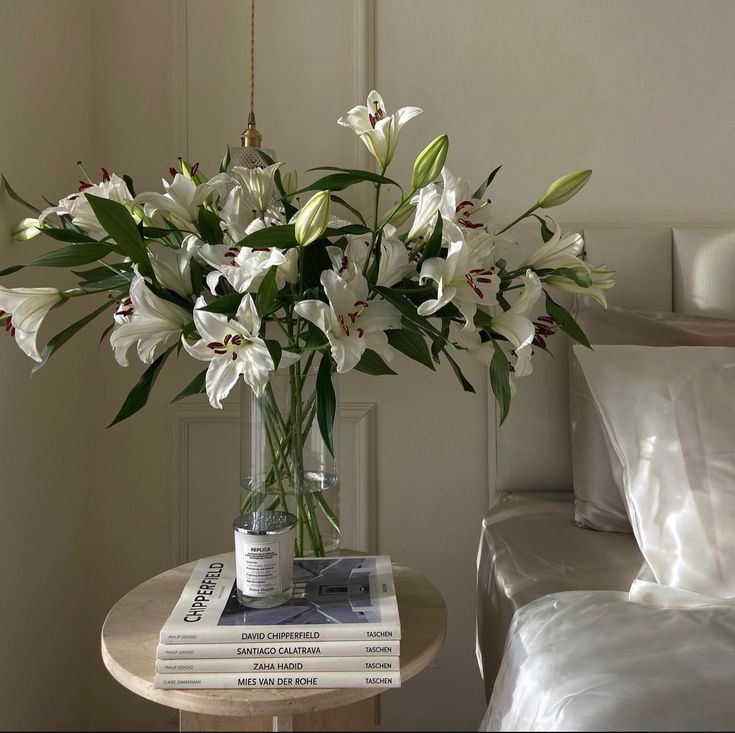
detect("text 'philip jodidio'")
[184,563,224,622]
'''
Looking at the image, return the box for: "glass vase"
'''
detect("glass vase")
[239,359,340,557]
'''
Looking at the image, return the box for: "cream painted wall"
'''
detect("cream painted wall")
[4,1,735,731]
[0,1,94,729]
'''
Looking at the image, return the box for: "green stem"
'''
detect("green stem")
[496,205,539,235]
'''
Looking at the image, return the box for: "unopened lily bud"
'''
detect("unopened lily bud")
[387,199,416,228]
[411,134,449,190]
[294,190,331,246]
[537,169,592,208]
[11,218,41,241]
[282,170,298,202]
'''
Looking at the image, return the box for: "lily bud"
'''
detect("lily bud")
[11,218,41,241]
[411,134,449,190]
[282,170,298,203]
[294,190,331,246]
[537,169,592,208]
[386,199,416,229]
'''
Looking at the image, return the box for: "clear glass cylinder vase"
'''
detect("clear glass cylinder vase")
[239,360,340,557]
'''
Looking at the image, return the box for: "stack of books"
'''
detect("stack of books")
[154,555,401,689]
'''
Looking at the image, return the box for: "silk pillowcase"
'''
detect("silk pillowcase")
[569,301,735,532]
[575,345,735,599]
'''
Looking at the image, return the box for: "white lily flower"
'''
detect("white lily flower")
[521,218,586,271]
[228,163,283,216]
[135,174,225,233]
[338,90,422,169]
[439,168,494,231]
[218,186,257,243]
[0,287,63,362]
[377,225,416,287]
[544,264,615,307]
[328,225,415,287]
[39,171,133,239]
[110,270,191,367]
[407,183,442,241]
[183,295,297,407]
[326,237,369,283]
[417,229,499,327]
[407,168,495,242]
[11,217,42,241]
[490,270,543,349]
[149,235,201,297]
[199,219,298,296]
[295,270,401,373]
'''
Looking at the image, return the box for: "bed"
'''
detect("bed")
[477,226,735,731]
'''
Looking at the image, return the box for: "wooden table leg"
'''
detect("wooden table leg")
[272,714,293,731]
[179,697,377,731]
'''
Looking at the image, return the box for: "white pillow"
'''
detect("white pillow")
[570,301,735,533]
[574,345,735,599]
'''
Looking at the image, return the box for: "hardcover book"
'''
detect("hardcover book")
[154,671,401,689]
[155,656,400,673]
[159,555,401,644]
[156,639,400,659]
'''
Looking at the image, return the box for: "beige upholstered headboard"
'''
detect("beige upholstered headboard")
[491,225,735,498]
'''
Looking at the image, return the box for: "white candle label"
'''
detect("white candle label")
[241,541,281,597]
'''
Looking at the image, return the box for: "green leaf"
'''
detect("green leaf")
[220,147,231,173]
[197,207,224,244]
[109,347,173,426]
[328,224,370,236]
[198,292,244,316]
[30,242,116,268]
[264,339,282,370]
[301,240,333,290]
[316,353,336,457]
[354,349,397,376]
[85,194,152,276]
[330,194,366,225]
[432,319,450,360]
[533,214,556,243]
[172,369,207,402]
[420,215,443,263]
[39,228,99,244]
[1,176,41,215]
[472,165,503,200]
[98,321,114,346]
[473,309,495,332]
[123,174,136,197]
[79,274,130,293]
[545,292,591,348]
[238,224,298,249]
[307,166,401,188]
[298,171,400,195]
[256,266,278,317]
[0,264,25,277]
[141,226,190,239]
[32,300,113,374]
[387,323,435,370]
[444,350,476,393]
[238,223,369,250]
[549,266,592,288]
[73,263,132,282]
[303,323,329,351]
[375,286,444,341]
[489,341,512,424]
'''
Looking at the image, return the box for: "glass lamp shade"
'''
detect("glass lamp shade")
[228,144,277,170]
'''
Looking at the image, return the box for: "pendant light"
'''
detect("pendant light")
[229,0,275,170]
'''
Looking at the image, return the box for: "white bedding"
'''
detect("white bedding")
[476,493,642,698]
[482,590,735,732]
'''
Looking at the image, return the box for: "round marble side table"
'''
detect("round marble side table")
[101,552,447,732]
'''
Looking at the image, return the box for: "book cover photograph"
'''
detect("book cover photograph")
[160,556,401,644]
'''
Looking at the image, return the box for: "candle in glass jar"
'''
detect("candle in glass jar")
[233,511,296,608]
